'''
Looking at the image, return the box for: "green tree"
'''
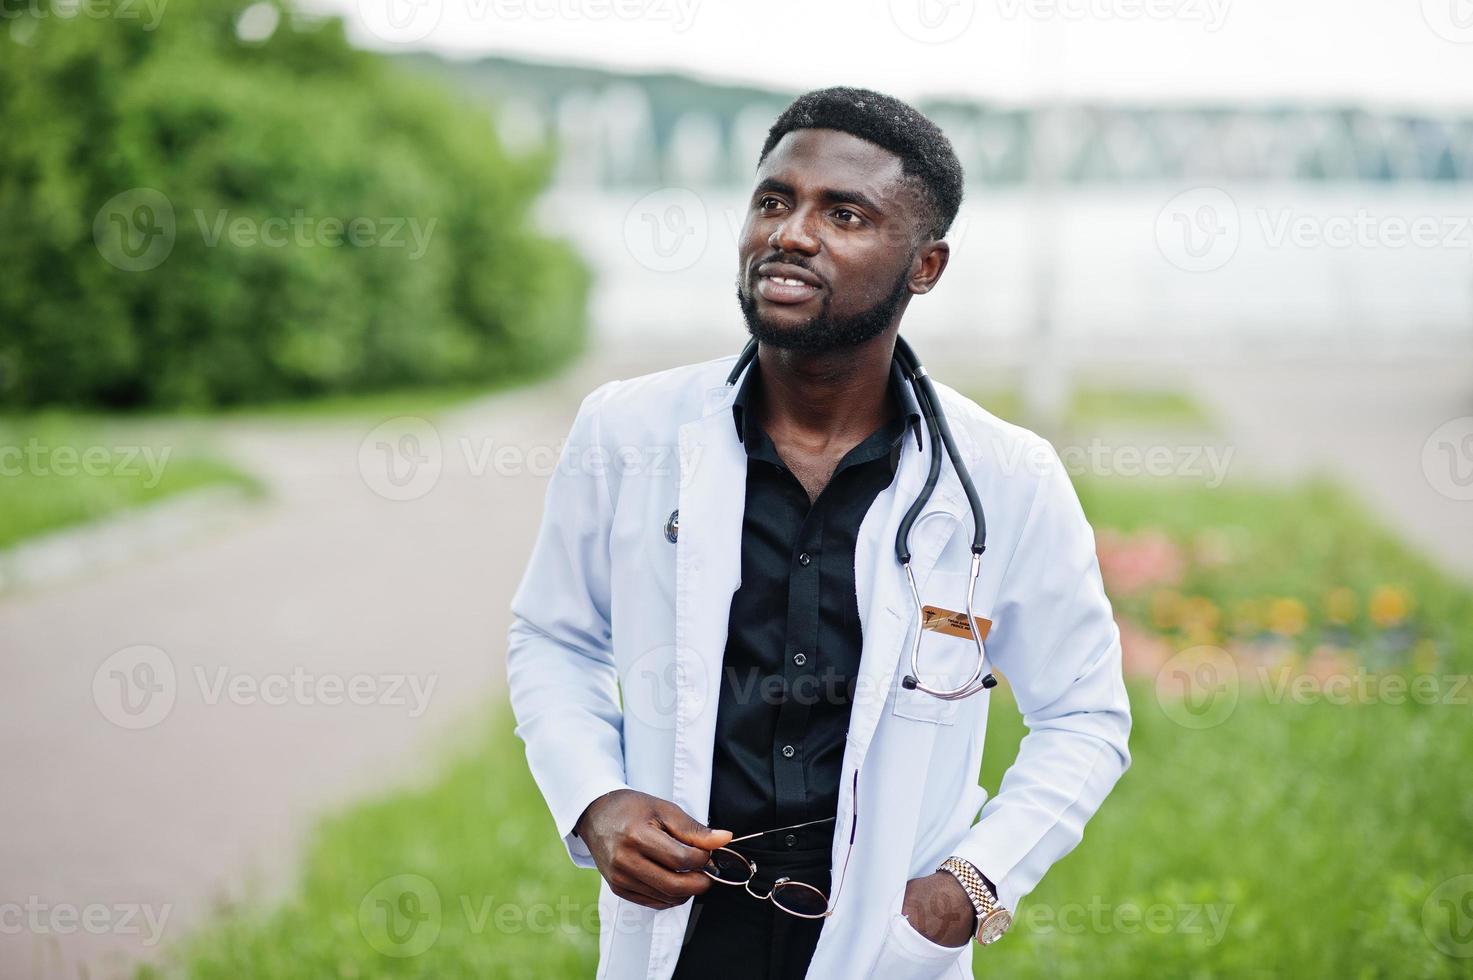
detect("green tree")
[0,0,590,408]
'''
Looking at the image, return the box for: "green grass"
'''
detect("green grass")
[965,385,1215,430]
[1069,386,1213,428]
[0,418,261,550]
[142,476,1473,978]
[1078,476,1473,672]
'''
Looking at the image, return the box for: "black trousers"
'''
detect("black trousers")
[671,842,833,980]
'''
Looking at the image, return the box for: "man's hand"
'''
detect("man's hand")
[901,872,976,948]
[573,789,734,911]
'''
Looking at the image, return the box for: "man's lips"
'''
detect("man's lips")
[754,263,823,305]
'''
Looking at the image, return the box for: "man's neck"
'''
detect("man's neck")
[750,332,899,456]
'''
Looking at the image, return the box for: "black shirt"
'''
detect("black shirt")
[705,357,923,851]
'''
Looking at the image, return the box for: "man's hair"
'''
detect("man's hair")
[757,86,965,241]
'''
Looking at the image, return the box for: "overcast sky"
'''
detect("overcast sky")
[301,0,1473,109]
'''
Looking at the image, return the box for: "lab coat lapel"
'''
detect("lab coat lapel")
[668,383,748,824]
[845,422,966,779]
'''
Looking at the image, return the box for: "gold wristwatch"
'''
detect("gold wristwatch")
[937,857,1012,945]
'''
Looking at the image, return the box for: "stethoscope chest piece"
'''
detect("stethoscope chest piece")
[664,509,679,544]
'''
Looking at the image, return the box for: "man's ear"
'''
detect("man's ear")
[910,239,950,295]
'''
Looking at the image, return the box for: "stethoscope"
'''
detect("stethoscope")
[724,335,997,701]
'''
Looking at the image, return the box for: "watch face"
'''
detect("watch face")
[977,909,1012,945]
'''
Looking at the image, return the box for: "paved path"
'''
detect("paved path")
[0,352,643,979]
[1183,352,1473,581]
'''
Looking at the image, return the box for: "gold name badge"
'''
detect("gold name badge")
[921,606,993,641]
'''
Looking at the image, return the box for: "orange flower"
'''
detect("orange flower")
[1368,585,1410,628]
[1267,597,1308,637]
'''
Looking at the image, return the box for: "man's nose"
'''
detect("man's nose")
[768,209,820,255]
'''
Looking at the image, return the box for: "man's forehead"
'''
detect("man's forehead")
[755,128,905,188]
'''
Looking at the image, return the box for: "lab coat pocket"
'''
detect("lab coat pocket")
[869,907,969,980]
[890,571,986,726]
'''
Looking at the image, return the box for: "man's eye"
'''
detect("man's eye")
[834,208,861,225]
[758,196,785,212]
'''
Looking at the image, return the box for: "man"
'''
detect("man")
[506,86,1132,980]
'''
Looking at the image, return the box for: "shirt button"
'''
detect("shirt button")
[784,834,798,848]
[781,744,795,758]
[798,553,811,566]
[793,652,807,666]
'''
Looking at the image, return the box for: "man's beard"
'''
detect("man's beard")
[736,262,911,354]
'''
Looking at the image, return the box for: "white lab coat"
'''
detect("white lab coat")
[505,352,1132,980]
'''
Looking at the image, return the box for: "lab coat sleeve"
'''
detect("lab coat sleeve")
[505,379,632,870]
[949,437,1132,914]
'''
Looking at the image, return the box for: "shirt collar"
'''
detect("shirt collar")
[731,353,925,452]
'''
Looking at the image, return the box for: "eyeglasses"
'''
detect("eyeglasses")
[701,773,860,920]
